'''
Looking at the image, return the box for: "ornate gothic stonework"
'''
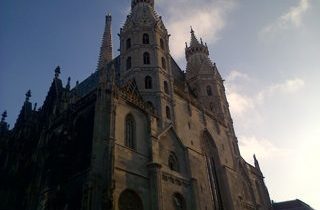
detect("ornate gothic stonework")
[0,1,272,210]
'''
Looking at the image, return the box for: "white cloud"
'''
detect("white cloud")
[257,78,305,102]
[157,0,235,60]
[227,92,254,116]
[239,135,291,165]
[260,0,310,37]
[226,70,250,82]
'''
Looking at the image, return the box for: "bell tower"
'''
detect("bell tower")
[119,0,175,128]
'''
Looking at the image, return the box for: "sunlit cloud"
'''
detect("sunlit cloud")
[157,0,235,61]
[239,135,291,165]
[226,71,305,115]
[257,78,305,102]
[260,0,310,38]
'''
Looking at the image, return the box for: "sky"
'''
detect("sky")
[1,0,319,208]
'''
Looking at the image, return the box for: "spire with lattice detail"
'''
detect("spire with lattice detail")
[97,13,113,70]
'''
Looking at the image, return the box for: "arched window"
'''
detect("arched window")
[126,57,132,70]
[201,131,224,209]
[125,114,136,149]
[143,52,150,64]
[166,106,171,119]
[207,85,212,96]
[164,81,169,94]
[160,38,165,49]
[168,152,179,172]
[143,33,149,44]
[173,193,186,210]
[119,189,143,210]
[126,38,131,49]
[145,76,152,89]
[161,57,166,69]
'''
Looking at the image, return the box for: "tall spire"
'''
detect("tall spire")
[98,13,113,70]
[190,26,201,47]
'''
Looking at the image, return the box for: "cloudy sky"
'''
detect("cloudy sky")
[1,0,319,208]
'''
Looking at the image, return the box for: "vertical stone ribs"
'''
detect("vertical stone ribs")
[98,14,113,70]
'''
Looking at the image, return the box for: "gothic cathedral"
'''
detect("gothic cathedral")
[0,0,272,209]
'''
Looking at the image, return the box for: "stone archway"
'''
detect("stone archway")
[118,189,143,210]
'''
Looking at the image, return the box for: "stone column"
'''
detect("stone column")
[148,163,163,210]
[190,178,201,210]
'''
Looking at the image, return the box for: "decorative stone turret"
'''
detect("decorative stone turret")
[185,27,209,61]
[185,28,232,126]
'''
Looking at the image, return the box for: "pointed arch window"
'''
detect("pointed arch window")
[125,114,136,149]
[143,33,150,44]
[126,38,131,50]
[161,57,166,69]
[164,81,169,94]
[160,38,165,50]
[166,106,171,119]
[201,131,224,210]
[145,76,153,89]
[173,193,186,210]
[143,52,150,64]
[206,85,212,96]
[126,57,132,70]
[168,152,179,172]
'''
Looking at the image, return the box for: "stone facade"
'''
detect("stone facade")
[0,0,273,210]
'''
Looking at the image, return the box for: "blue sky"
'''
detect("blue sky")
[1,0,319,208]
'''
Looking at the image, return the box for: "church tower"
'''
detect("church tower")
[119,0,175,128]
[185,29,233,127]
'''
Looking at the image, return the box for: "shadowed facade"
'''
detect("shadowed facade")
[0,0,272,209]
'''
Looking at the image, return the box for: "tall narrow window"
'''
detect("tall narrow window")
[168,152,179,172]
[143,52,150,64]
[145,76,152,89]
[164,81,169,94]
[143,33,149,44]
[126,38,131,49]
[126,57,132,70]
[160,38,165,49]
[125,114,136,149]
[207,85,212,96]
[166,106,171,119]
[161,57,166,69]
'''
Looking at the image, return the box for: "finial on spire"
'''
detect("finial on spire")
[25,90,31,102]
[55,66,61,78]
[200,38,203,44]
[190,26,194,34]
[33,103,38,111]
[1,111,7,122]
[66,77,71,90]
[253,154,261,171]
